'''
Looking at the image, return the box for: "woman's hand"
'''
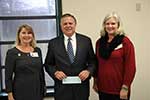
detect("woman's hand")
[8,92,14,100]
[120,85,128,99]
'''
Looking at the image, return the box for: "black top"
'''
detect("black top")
[5,47,45,100]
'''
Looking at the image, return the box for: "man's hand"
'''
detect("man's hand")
[54,71,67,80]
[78,70,90,81]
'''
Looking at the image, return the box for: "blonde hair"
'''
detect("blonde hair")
[100,12,125,36]
[15,24,36,48]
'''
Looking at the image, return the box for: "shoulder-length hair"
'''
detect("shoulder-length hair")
[15,24,36,48]
[100,12,125,36]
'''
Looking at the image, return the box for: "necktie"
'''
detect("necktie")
[67,38,74,63]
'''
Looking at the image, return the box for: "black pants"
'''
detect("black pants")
[98,92,130,100]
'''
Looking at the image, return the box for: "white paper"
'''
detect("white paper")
[62,76,81,84]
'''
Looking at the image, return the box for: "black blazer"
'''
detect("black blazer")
[44,33,96,100]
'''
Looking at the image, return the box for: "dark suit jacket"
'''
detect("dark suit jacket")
[44,33,96,100]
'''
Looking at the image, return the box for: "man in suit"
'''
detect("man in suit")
[44,13,96,100]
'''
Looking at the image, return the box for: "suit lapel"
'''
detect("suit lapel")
[74,34,81,63]
[58,36,72,64]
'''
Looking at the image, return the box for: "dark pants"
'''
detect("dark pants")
[98,92,130,100]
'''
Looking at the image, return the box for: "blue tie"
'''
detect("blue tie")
[67,38,74,63]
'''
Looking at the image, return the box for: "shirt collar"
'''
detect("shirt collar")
[64,33,76,41]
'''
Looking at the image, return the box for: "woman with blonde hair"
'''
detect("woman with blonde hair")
[5,24,45,100]
[93,12,136,100]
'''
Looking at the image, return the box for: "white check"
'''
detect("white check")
[62,76,81,84]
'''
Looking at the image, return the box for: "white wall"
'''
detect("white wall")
[62,0,150,100]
